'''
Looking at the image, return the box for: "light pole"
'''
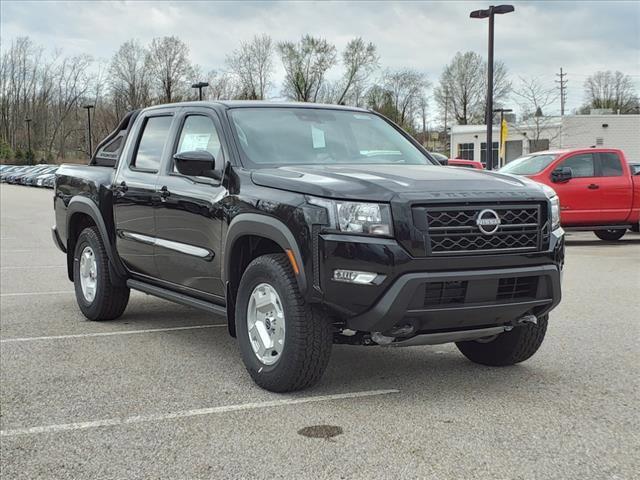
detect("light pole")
[191,82,209,101]
[25,118,32,165]
[494,108,512,167]
[82,104,94,159]
[470,4,514,170]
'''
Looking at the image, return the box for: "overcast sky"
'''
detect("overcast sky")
[2,0,639,117]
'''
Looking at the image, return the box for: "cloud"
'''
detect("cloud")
[2,0,639,114]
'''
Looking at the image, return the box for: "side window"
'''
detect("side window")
[174,115,222,172]
[132,116,173,171]
[599,153,623,177]
[558,153,595,178]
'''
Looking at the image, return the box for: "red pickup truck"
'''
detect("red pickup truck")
[500,148,640,241]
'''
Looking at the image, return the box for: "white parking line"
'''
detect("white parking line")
[0,324,226,343]
[1,265,65,270]
[0,290,74,297]
[0,389,400,437]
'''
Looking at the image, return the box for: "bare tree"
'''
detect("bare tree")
[226,34,274,100]
[433,51,510,125]
[381,69,430,131]
[109,40,151,114]
[204,69,240,100]
[583,71,639,114]
[146,36,194,103]
[278,35,337,102]
[511,76,560,143]
[335,38,378,105]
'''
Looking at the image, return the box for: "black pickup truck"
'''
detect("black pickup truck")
[53,101,564,392]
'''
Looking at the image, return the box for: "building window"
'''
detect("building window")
[480,142,499,166]
[457,143,474,160]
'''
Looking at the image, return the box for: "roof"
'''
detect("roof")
[144,100,370,112]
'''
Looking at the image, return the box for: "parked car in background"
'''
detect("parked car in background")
[24,166,57,186]
[448,158,484,170]
[428,152,449,164]
[35,169,58,188]
[500,148,640,240]
[2,166,30,182]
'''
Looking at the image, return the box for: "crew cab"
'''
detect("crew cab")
[500,148,640,241]
[53,101,564,392]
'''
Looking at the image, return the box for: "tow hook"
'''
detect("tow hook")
[517,314,538,325]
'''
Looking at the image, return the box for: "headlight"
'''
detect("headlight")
[307,197,393,236]
[550,195,561,230]
[538,183,561,230]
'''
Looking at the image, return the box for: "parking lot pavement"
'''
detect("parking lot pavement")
[1,183,639,479]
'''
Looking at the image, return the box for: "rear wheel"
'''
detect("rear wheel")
[594,229,626,241]
[456,315,548,366]
[73,227,130,321]
[235,253,332,392]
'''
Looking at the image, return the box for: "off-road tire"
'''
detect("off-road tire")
[235,253,332,392]
[73,226,129,321]
[456,315,548,366]
[594,229,626,241]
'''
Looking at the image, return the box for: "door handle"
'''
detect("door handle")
[587,183,599,190]
[114,181,128,197]
[157,185,170,200]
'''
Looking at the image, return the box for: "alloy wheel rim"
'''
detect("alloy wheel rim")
[246,283,285,365]
[79,246,97,302]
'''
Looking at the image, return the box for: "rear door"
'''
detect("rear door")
[550,152,600,225]
[153,107,227,299]
[113,110,175,277]
[595,151,633,223]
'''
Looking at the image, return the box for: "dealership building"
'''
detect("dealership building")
[449,114,640,166]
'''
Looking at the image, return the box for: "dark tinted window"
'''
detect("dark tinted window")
[103,137,122,153]
[558,153,595,178]
[599,153,623,177]
[133,116,172,171]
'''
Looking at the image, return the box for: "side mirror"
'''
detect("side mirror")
[551,166,572,183]
[437,158,449,166]
[173,150,221,180]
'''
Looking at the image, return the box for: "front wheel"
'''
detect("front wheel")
[73,226,130,321]
[456,315,548,366]
[594,229,626,241]
[235,253,332,392]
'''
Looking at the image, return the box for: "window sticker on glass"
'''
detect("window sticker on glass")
[180,133,211,152]
[311,126,326,149]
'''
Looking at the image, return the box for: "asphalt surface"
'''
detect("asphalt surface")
[1,183,638,480]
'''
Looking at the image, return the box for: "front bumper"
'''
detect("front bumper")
[347,265,561,333]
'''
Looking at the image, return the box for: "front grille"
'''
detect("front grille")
[417,204,543,255]
[497,276,539,300]
[424,281,467,306]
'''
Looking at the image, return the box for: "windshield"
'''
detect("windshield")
[499,154,557,175]
[229,107,434,168]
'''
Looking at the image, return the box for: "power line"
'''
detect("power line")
[555,68,568,116]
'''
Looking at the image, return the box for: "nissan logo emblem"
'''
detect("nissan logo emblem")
[476,209,501,235]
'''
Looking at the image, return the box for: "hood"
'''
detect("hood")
[251,164,547,202]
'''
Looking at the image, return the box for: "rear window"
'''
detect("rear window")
[132,116,173,171]
[499,154,557,175]
[599,153,623,177]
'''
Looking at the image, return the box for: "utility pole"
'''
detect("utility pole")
[443,89,449,156]
[556,68,567,116]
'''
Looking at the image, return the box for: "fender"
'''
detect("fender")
[223,213,307,295]
[67,196,127,281]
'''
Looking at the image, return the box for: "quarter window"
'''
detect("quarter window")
[598,153,623,177]
[457,143,474,160]
[132,116,173,171]
[558,153,595,178]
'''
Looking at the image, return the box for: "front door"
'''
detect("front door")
[153,109,227,299]
[550,152,600,226]
[113,113,174,277]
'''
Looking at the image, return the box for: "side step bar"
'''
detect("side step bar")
[127,280,227,317]
[388,326,507,347]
